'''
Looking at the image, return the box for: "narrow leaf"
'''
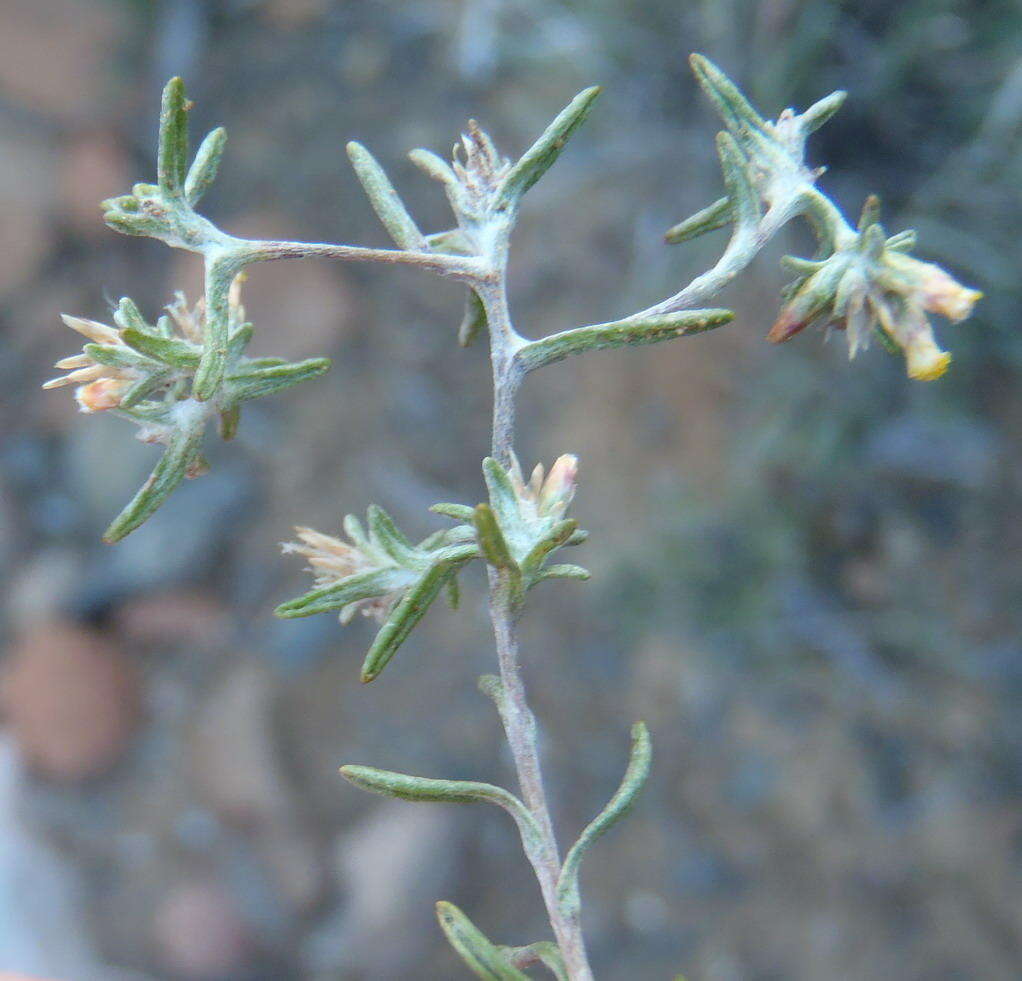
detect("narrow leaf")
[473,503,518,571]
[715,131,760,229]
[556,722,652,915]
[689,54,770,139]
[367,504,417,564]
[274,567,407,619]
[459,289,488,347]
[225,357,330,402]
[102,419,205,543]
[800,90,847,134]
[501,943,569,981]
[185,127,227,206]
[535,563,591,583]
[82,342,160,372]
[517,309,734,372]
[885,229,916,253]
[435,903,529,981]
[113,297,151,334]
[347,141,427,251]
[495,86,602,211]
[408,148,459,188]
[226,322,254,360]
[360,545,477,682]
[481,457,522,530]
[157,77,189,196]
[857,194,882,232]
[340,765,530,822]
[119,370,172,409]
[664,196,732,245]
[218,405,240,440]
[521,519,577,581]
[120,328,200,368]
[430,502,477,522]
[192,256,236,401]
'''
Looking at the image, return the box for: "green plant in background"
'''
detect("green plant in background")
[46,54,980,978]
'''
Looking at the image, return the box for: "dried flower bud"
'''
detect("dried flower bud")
[769,198,980,381]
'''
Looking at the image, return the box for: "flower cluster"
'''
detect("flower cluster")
[44,284,329,541]
[769,198,982,380]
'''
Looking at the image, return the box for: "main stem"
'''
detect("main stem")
[478,269,595,980]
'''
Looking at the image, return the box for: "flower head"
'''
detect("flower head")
[42,315,140,413]
[768,198,981,380]
[507,453,579,522]
[282,524,401,624]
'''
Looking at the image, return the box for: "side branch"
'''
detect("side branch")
[236,239,489,283]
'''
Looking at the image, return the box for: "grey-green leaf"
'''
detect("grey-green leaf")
[715,131,760,229]
[495,86,602,211]
[274,567,408,620]
[500,942,569,981]
[430,502,477,522]
[459,289,488,347]
[347,141,427,251]
[157,77,189,196]
[517,309,734,372]
[226,357,331,402]
[436,903,529,981]
[102,419,206,543]
[689,54,769,141]
[185,127,227,207]
[556,722,652,916]
[473,503,518,572]
[360,544,477,683]
[800,90,847,134]
[120,328,200,368]
[664,196,732,245]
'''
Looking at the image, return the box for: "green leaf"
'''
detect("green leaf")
[367,504,417,564]
[473,503,518,572]
[495,86,602,211]
[535,563,591,583]
[340,765,532,825]
[431,502,477,522]
[435,903,530,981]
[118,370,173,409]
[113,297,152,334]
[192,255,237,401]
[218,405,240,440]
[459,289,488,347]
[556,722,652,916]
[274,567,408,620]
[225,357,331,402]
[185,127,227,206]
[715,131,760,230]
[800,90,847,134]
[689,55,770,142]
[408,148,459,188]
[120,328,200,368]
[481,457,522,530]
[226,322,254,360]
[157,77,189,196]
[885,229,916,253]
[517,309,734,372]
[664,196,732,245]
[360,544,477,683]
[521,519,577,581]
[81,342,159,372]
[102,416,206,543]
[499,943,568,981]
[347,141,427,251]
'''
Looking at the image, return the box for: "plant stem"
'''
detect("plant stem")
[479,266,595,980]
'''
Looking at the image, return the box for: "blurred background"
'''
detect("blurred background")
[1,0,1021,978]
